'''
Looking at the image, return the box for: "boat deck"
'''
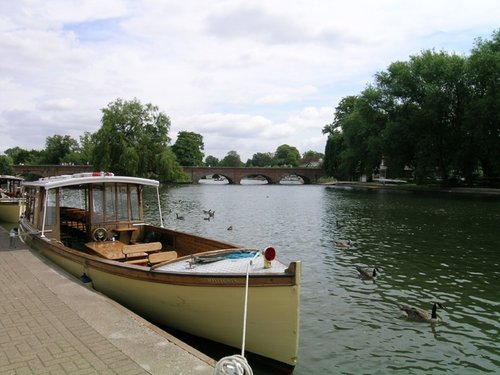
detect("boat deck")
[156,250,288,274]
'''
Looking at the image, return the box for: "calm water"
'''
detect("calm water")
[146,184,500,375]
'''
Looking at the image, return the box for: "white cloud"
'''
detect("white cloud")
[0,0,498,160]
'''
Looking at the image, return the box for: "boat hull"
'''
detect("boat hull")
[0,199,26,223]
[19,222,300,372]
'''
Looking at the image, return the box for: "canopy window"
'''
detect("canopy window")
[89,183,141,223]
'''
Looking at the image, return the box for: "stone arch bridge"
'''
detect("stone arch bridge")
[12,164,93,177]
[12,165,325,185]
[182,166,324,184]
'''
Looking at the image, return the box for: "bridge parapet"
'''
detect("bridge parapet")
[13,164,93,177]
[182,166,324,184]
[11,164,325,184]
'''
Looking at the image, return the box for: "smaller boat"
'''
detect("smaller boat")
[199,174,229,184]
[0,175,26,223]
[280,174,303,185]
[373,178,407,185]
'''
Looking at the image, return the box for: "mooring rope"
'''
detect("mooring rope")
[213,354,253,375]
[213,252,259,375]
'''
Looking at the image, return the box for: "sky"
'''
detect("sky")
[1,1,498,162]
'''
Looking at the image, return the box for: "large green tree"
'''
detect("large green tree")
[300,150,323,166]
[250,152,274,167]
[204,155,219,167]
[322,97,355,178]
[40,135,79,164]
[92,98,174,179]
[76,131,95,165]
[322,90,386,180]
[322,131,344,178]
[274,144,301,167]
[171,131,205,166]
[3,147,37,165]
[219,151,244,167]
[323,30,500,184]
[466,30,500,178]
[0,155,14,174]
[377,50,468,183]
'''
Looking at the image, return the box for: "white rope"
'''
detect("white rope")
[214,252,259,375]
[213,354,253,375]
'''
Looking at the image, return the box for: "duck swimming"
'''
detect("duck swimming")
[356,266,379,279]
[335,239,351,248]
[399,302,444,323]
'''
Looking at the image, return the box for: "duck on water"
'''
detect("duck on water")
[399,302,444,323]
[356,266,379,280]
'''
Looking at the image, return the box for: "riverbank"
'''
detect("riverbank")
[325,181,500,196]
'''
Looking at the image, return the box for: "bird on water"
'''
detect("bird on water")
[399,302,444,323]
[335,239,351,248]
[356,266,379,279]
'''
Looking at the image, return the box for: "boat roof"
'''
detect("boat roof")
[0,175,23,181]
[22,172,159,190]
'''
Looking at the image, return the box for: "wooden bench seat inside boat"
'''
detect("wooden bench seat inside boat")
[148,251,177,265]
[114,227,138,243]
[122,242,163,264]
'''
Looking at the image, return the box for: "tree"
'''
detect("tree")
[4,147,34,165]
[0,155,14,174]
[376,50,468,183]
[205,155,219,167]
[322,97,355,178]
[322,89,387,180]
[92,98,173,178]
[41,135,79,164]
[219,151,244,167]
[323,96,358,135]
[274,144,301,167]
[301,150,323,166]
[322,36,497,184]
[157,148,189,182]
[77,131,95,165]
[466,30,500,178]
[323,131,344,178]
[251,152,274,167]
[171,131,205,166]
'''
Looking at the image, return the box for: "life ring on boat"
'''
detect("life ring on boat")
[92,227,108,241]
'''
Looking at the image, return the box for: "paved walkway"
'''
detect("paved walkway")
[0,226,215,375]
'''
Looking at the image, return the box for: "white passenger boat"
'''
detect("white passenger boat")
[280,175,304,185]
[18,172,301,373]
[0,175,26,223]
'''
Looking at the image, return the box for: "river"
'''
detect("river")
[146,183,500,375]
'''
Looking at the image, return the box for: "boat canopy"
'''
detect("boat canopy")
[0,175,24,182]
[23,172,164,235]
[22,172,159,190]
